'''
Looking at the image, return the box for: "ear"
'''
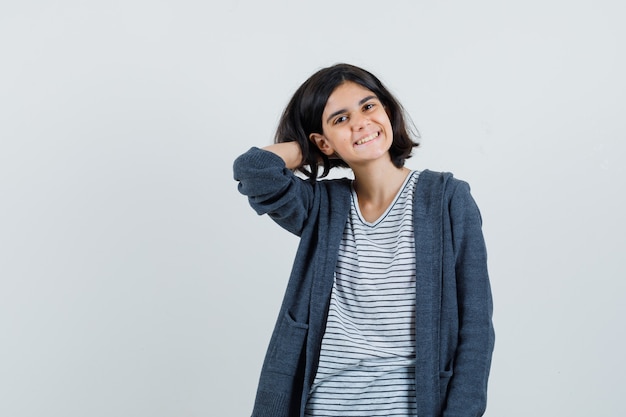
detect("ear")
[309,133,335,156]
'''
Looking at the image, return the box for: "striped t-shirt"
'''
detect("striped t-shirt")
[305,170,420,417]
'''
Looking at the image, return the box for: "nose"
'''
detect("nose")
[350,112,369,130]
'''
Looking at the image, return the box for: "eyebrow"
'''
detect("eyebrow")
[325,95,377,124]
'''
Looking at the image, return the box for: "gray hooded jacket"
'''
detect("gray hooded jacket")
[234,147,495,417]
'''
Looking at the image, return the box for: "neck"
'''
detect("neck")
[351,157,410,205]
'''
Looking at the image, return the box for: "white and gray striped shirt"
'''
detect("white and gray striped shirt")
[305,171,420,417]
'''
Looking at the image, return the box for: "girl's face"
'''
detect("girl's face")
[310,81,393,168]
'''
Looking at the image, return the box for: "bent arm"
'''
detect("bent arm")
[233,146,314,236]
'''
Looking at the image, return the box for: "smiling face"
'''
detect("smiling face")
[309,81,394,168]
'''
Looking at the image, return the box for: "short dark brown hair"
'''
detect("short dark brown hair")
[274,63,419,180]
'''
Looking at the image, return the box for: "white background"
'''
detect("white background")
[1,1,625,416]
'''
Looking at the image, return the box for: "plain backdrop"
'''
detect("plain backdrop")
[1,1,625,416]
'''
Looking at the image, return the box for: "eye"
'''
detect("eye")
[333,115,348,125]
[363,102,376,111]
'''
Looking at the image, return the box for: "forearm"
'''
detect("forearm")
[262,142,303,170]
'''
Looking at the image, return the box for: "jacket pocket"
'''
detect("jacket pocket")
[267,311,309,376]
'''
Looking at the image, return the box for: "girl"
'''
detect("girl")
[233,63,494,417]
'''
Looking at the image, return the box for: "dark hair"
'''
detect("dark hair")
[274,63,419,180]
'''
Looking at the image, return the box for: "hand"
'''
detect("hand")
[262,142,303,170]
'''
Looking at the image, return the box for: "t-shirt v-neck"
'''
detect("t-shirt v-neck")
[351,170,417,227]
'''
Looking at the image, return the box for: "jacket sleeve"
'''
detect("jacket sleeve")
[233,147,315,236]
[443,181,495,417]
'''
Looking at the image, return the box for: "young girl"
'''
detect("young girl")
[233,63,495,417]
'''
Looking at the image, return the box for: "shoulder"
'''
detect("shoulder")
[320,177,352,192]
[414,169,480,222]
[415,169,472,199]
[313,177,353,214]
[419,169,468,188]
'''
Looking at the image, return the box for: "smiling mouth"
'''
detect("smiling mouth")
[355,131,379,145]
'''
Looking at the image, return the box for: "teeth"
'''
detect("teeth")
[356,132,379,145]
